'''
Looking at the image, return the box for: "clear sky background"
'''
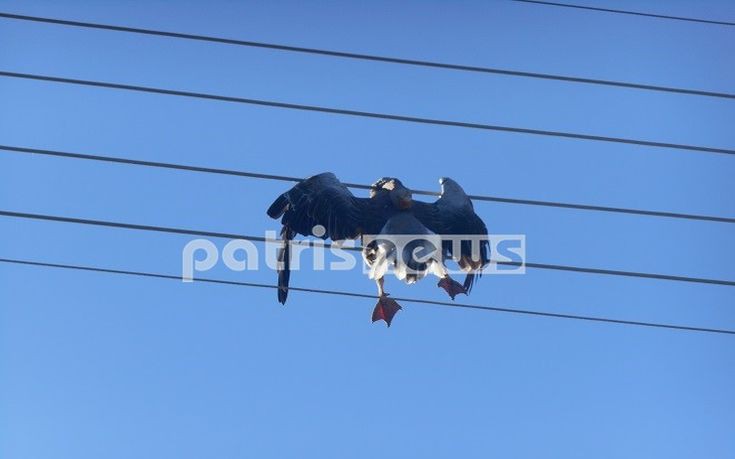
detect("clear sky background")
[1,1,734,457]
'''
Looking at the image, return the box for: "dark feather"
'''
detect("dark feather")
[267,172,396,304]
[267,172,391,242]
[267,193,289,219]
[277,226,295,304]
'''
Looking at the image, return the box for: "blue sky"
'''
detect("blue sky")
[1,1,734,457]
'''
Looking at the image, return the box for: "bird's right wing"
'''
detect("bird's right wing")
[412,197,490,293]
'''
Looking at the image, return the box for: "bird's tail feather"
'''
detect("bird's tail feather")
[461,239,490,294]
[463,272,479,293]
[277,226,295,304]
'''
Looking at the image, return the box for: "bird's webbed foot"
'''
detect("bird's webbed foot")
[371,294,402,327]
[437,276,467,300]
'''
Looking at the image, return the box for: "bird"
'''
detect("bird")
[266,172,490,326]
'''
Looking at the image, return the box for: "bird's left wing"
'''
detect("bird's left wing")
[267,172,388,240]
[266,172,390,304]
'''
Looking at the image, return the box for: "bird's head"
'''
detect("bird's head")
[372,177,413,209]
[369,177,394,197]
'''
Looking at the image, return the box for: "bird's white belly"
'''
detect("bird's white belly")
[366,233,446,283]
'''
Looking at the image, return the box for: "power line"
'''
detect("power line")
[2,257,733,335]
[0,12,732,100]
[512,0,735,27]
[3,144,734,224]
[2,209,734,287]
[2,71,734,156]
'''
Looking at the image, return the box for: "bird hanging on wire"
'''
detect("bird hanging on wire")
[266,172,490,326]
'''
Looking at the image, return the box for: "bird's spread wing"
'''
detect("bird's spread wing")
[267,172,392,304]
[412,196,490,293]
[267,172,387,241]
